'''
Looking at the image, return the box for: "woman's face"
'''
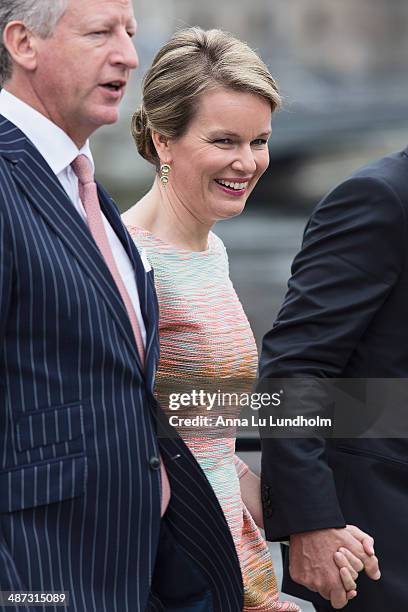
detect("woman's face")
[164,87,272,224]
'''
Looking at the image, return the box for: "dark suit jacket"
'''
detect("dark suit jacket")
[0,116,243,612]
[259,147,408,610]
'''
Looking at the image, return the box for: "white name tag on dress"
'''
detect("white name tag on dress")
[139,247,152,272]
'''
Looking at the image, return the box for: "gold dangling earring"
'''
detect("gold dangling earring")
[160,163,171,185]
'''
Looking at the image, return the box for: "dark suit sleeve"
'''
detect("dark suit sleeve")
[259,175,405,541]
[0,208,12,341]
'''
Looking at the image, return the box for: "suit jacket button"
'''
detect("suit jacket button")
[149,456,161,470]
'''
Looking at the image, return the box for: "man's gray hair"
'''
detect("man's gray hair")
[0,0,68,87]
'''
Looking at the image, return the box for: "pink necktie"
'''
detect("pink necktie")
[71,154,170,516]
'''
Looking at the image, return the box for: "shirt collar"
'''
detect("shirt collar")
[0,89,94,175]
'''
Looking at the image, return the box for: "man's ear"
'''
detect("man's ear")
[151,130,173,165]
[2,21,39,73]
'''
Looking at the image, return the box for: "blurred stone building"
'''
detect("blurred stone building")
[171,0,408,76]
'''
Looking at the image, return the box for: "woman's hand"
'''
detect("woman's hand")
[333,548,362,600]
[289,524,379,608]
[238,469,264,528]
[333,531,380,602]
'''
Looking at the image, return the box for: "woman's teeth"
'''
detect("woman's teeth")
[216,179,248,191]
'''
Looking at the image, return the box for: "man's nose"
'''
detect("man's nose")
[126,40,139,69]
[112,32,139,69]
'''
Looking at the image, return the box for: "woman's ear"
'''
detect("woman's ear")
[151,130,172,165]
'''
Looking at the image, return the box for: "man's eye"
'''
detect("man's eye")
[252,139,268,146]
[92,30,109,36]
[214,139,233,145]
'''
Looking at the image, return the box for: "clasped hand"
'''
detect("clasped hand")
[289,525,381,609]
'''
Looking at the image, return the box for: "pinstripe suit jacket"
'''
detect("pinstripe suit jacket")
[0,116,243,612]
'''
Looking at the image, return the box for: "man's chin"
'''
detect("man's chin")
[68,106,122,145]
[92,107,121,128]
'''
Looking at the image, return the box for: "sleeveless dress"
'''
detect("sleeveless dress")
[128,225,299,612]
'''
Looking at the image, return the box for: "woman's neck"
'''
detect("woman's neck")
[125,178,213,252]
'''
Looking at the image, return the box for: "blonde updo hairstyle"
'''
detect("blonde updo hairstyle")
[132,27,281,171]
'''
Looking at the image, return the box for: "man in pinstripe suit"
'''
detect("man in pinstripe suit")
[0,1,244,610]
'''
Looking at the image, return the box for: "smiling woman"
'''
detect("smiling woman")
[138,86,273,226]
[124,27,280,249]
[122,27,302,611]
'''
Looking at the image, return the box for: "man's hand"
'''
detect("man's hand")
[289,525,380,609]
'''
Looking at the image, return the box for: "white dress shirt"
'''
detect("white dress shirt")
[0,89,146,346]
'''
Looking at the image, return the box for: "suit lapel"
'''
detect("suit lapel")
[0,116,143,374]
[98,184,159,387]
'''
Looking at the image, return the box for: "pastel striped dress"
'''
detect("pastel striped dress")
[128,225,299,611]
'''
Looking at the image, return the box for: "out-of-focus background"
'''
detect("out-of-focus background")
[94,2,408,608]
